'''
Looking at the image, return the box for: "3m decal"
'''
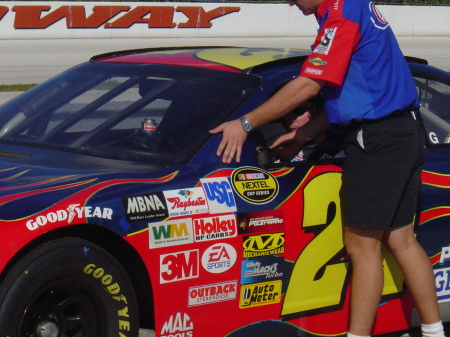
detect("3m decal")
[241,256,285,284]
[193,214,237,242]
[281,172,404,316]
[26,204,113,231]
[242,233,285,258]
[161,312,194,337]
[122,191,168,222]
[238,209,284,234]
[200,177,237,214]
[231,167,278,204]
[163,187,209,217]
[160,250,199,284]
[188,281,237,306]
[313,28,337,55]
[149,218,194,248]
[202,243,237,274]
[239,280,282,308]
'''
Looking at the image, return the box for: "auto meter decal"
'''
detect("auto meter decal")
[231,167,278,204]
[239,280,282,309]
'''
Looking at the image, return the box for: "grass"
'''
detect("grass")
[0,84,37,92]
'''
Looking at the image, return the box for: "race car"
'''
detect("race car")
[0,46,449,337]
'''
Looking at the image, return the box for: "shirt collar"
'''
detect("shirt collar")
[316,0,336,19]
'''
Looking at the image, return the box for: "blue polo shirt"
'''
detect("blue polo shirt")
[300,0,419,129]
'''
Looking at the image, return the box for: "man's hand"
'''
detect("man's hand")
[209,119,248,163]
[269,130,309,162]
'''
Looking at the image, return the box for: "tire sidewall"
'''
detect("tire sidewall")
[0,237,139,337]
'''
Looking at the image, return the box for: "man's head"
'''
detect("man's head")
[288,0,323,16]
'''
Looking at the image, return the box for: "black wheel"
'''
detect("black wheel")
[0,237,139,337]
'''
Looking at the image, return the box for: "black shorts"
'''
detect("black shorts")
[341,112,425,231]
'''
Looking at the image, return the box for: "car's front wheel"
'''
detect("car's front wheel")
[0,237,139,337]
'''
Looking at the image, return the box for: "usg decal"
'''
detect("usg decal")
[202,243,237,274]
[200,177,237,214]
[231,166,278,204]
[239,280,282,308]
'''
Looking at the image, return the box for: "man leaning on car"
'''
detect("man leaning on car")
[209,1,445,337]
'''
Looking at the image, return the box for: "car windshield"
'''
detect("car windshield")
[0,62,260,163]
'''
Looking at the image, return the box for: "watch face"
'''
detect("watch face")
[240,117,252,132]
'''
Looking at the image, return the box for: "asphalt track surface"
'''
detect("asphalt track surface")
[0,36,449,86]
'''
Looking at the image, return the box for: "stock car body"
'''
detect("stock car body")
[0,47,449,337]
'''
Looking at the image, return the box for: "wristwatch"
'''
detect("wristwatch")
[239,116,253,132]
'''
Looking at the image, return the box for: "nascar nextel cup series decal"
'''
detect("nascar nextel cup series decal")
[231,167,279,204]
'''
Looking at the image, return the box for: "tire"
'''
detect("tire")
[0,237,139,337]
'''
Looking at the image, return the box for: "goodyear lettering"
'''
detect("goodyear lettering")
[11,5,240,29]
[83,263,130,335]
[26,204,113,231]
[240,281,282,308]
[161,312,194,337]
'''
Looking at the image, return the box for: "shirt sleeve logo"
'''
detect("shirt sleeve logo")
[369,2,390,30]
[313,28,337,55]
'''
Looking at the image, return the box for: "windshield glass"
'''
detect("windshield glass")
[0,62,259,163]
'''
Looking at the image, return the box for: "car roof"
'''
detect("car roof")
[90,46,312,73]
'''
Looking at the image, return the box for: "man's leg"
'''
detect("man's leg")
[345,226,385,336]
[383,224,441,324]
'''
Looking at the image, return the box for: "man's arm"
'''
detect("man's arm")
[209,76,325,163]
[269,108,329,162]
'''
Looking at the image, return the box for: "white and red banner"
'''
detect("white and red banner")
[0,2,448,39]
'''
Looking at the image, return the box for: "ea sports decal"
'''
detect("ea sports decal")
[231,167,279,204]
[202,243,237,274]
[369,2,389,30]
